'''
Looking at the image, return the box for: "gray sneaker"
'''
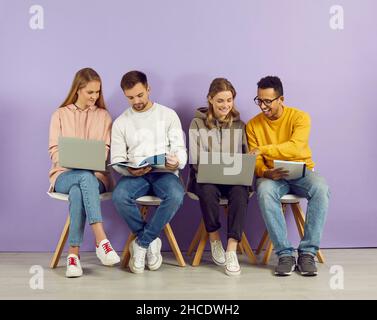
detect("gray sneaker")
[275,256,296,276]
[297,253,318,276]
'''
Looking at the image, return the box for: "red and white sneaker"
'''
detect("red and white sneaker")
[66,254,83,278]
[96,239,120,266]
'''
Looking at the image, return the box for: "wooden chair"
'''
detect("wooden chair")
[186,191,257,266]
[47,190,113,268]
[120,195,186,268]
[256,194,326,264]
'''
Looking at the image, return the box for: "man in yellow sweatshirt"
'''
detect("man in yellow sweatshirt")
[246,76,330,277]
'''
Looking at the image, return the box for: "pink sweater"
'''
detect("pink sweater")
[48,104,113,191]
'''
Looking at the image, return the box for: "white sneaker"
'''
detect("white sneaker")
[146,237,163,271]
[210,240,226,266]
[129,238,147,274]
[66,254,83,278]
[225,251,241,276]
[96,239,120,266]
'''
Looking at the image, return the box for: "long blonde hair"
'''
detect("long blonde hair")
[205,78,240,129]
[58,68,107,109]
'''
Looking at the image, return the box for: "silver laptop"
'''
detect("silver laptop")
[58,137,106,171]
[197,152,256,186]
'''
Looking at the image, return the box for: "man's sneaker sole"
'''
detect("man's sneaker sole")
[212,256,226,267]
[147,254,163,271]
[128,243,145,274]
[274,264,296,276]
[66,270,83,278]
[297,266,318,276]
[225,268,241,276]
[96,253,120,266]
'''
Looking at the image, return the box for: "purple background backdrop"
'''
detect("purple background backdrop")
[0,0,376,252]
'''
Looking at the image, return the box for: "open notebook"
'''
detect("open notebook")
[109,154,166,169]
[273,160,306,180]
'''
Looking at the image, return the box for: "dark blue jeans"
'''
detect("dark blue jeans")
[112,173,185,248]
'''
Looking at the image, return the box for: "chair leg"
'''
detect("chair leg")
[121,233,137,268]
[256,230,269,255]
[140,206,148,218]
[315,249,326,263]
[262,239,274,265]
[237,242,245,255]
[187,219,205,256]
[291,203,305,239]
[192,228,209,267]
[240,232,257,264]
[291,203,326,263]
[164,223,186,267]
[50,215,70,269]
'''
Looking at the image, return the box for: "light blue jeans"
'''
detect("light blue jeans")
[256,170,330,257]
[54,170,105,247]
[112,173,185,248]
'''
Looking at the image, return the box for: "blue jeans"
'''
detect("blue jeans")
[54,170,105,247]
[256,170,330,257]
[112,173,185,248]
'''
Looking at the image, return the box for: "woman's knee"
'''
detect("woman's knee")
[77,170,98,186]
[68,184,82,202]
[197,183,219,198]
[229,185,249,199]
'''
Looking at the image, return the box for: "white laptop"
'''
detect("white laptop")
[197,152,256,186]
[58,137,106,171]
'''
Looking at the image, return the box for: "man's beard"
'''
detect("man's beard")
[133,103,146,111]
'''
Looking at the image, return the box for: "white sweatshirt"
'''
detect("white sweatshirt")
[111,102,187,176]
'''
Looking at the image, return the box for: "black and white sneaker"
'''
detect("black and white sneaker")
[274,256,296,276]
[297,253,318,276]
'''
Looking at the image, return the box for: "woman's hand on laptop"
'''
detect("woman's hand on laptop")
[127,166,152,176]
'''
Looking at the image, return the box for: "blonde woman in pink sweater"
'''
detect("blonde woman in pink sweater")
[48,68,120,277]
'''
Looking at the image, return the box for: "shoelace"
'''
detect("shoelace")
[134,248,146,265]
[102,242,114,254]
[299,254,315,266]
[68,257,77,266]
[227,253,239,268]
[147,243,156,259]
[279,256,295,266]
[212,241,224,257]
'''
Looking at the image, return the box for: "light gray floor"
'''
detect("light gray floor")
[0,249,376,300]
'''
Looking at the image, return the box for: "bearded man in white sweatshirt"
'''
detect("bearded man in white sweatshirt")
[111,70,187,274]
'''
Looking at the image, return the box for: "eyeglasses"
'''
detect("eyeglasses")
[253,95,281,111]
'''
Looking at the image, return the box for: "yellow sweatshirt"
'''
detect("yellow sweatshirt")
[246,106,315,178]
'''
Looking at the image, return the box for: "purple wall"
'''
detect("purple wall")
[0,0,376,252]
